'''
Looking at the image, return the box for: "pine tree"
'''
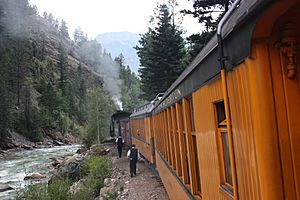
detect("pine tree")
[0,50,14,145]
[77,63,87,123]
[74,27,88,46]
[115,54,145,112]
[59,19,69,39]
[182,0,234,60]
[136,3,186,101]
[58,44,68,95]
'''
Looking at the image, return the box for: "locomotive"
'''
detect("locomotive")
[113,0,300,199]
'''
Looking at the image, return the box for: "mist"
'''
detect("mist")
[0,0,123,110]
[77,40,122,110]
[0,0,35,40]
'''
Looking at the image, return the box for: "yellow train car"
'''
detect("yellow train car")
[130,103,156,164]
[149,0,300,199]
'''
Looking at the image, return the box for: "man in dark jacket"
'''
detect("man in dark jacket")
[127,144,140,177]
[115,135,124,158]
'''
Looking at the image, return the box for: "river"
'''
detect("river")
[0,145,81,200]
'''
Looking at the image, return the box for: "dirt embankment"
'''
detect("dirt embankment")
[98,143,169,200]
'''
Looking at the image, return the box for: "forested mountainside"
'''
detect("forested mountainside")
[0,0,119,149]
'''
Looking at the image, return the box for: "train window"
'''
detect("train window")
[173,105,182,176]
[178,102,185,130]
[188,97,195,132]
[215,101,235,196]
[221,132,233,186]
[183,134,190,184]
[192,135,201,195]
[168,108,176,169]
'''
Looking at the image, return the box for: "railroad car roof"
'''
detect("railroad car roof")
[153,0,274,113]
[130,102,155,119]
[111,111,131,120]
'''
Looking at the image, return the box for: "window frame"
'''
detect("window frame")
[214,101,236,197]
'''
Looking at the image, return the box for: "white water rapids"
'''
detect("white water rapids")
[0,145,81,199]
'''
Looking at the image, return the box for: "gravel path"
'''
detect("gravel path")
[99,143,169,200]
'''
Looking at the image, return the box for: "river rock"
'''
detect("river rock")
[52,153,85,181]
[53,140,64,146]
[50,157,62,167]
[88,144,110,156]
[0,185,14,192]
[21,145,33,150]
[24,172,46,180]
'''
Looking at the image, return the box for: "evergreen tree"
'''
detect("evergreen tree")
[58,44,68,95]
[83,86,115,147]
[182,0,234,60]
[76,63,87,123]
[0,50,14,146]
[43,11,48,19]
[59,19,69,39]
[74,27,88,46]
[115,54,145,112]
[136,3,186,101]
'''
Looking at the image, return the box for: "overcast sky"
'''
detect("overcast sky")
[29,0,200,39]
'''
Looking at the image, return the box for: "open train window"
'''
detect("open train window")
[186,97,201,197]
[215,101,235,196]
[188,97,195,132]
[192,135,201,195]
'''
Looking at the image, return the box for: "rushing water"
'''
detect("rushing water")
[0,145,81,200]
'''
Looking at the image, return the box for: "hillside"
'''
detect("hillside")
[0,0,117,149]
[96,32,140,74]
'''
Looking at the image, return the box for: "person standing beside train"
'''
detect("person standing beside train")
[115,135,124,158]
[127,144,140,177]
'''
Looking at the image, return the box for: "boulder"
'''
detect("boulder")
[52,154,85,181]
[53,140,64,146]
[88,144,110,156]
[0,185,14,193]
[21,145,33,150]
[50,157,62,168]
[24,172,46,180]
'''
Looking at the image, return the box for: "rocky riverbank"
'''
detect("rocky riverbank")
[0,131,81,159]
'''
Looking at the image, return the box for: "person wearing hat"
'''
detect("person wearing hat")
[127,144,140,177]
[115,135,125,158]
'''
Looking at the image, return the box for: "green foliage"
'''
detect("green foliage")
[17,178,71,200]
[82,87,115,147]
[16,184,49,200]
[17,156,111,200]
[0,50,14,145]
[136,3,187,101]
[103,191,118,200]
[47,178,72,200]
[116,54,146,112]
[182,0,234,60]
[81,156,112,196]
[59,19,70,39]
[0,0,117,145]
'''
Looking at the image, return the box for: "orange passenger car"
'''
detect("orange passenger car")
[131,0,300,199]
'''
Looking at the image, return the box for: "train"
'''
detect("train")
[111,0,300,199]
[110,111,131,147]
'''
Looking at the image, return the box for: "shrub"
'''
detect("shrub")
[81,156,112,195]
[17,156,111,200]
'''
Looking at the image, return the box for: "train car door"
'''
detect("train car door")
[268,3,300,199]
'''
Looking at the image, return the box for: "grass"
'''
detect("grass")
[17,156,112,200]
